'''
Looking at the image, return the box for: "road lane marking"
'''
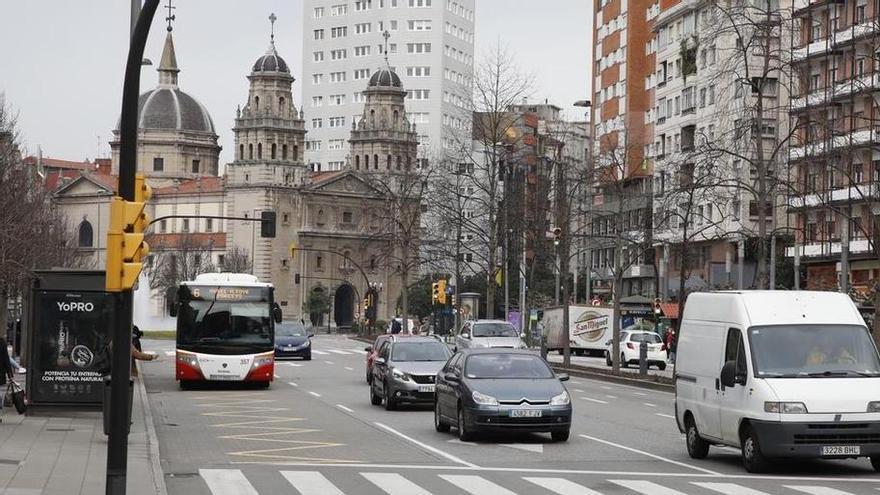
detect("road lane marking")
[643,402,657,407]
[579,434,722,476]
[312,350,329,355]
[336,404,354,413]
[693,482,773,494]
[600,386,612,390]
[656,413,676,419]
[570,380,583,385]
[524,477,604,495]
[362,472,432,495]
[199,469,259,495]
[440,474,516,495]
[285,362,303,367]
[325,361,335,365]
[611,479,688,494]
[785,487,858,495]
[605,395,617,399]
[273,374,280,378]
[281,471,344,495]
[374,422,478,468]
[580,397,608,404]
[328,349,353,355]
[500,443,543,453]
[633,392,647,396]
[164,351,175,356]
[344,367,354,371]
[573,389,585,393]
[308,391,321,397]
[288,382,298,387]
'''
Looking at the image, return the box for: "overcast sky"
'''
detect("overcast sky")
[0,1,590,165]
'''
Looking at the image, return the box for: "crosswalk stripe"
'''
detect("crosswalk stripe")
[362,472,432,495]
[328,349,353,355]
[610,480,688,495]
[164,351,175,356]
[692,482,772,495]
[312,350,329,355]
[784,487,857,495]
[281,471,345,495]
[199,469,259,495]
[523,476,604,495]
[440,475,517,495]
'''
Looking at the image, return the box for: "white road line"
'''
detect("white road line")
[328,349,352,355]
[600,386,612,390]
[164,351,175,356]
[693,482,773,495]
[285,362,303,367]
[336,404,354,413]
[325,361,335,365]
[573,389,585,393]
[570,380,583,385]
[643,402,657,407]
[580,397,608,404]
[633,392,647,396]
[374,422,478,468]
[273,374,280,378]
[199,469,259,495]
[655,413,676,419]
[362,472,432,495]
[288,381,298,387]
[579,434,721,476]
[524,476,604,495]
[308,391,321,398]
[610,479,688,494]
[281,471,344,495]
[605,395,617,399]
[440,475,516,495]
[344,367,354,371]
[785,487,858,495]
[312,350,329,355]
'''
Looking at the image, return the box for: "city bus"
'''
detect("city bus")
[170,273,282,388]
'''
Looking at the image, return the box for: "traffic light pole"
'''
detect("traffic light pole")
[107,2,159,494]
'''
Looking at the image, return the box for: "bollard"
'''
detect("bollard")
[639,340,648,376]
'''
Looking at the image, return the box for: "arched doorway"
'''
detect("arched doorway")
[334,284,355,329]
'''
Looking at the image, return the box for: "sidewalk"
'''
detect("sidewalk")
[0,363,166,495]
[546,351,674,379]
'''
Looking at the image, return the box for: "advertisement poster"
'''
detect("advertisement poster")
[31,290,113,405]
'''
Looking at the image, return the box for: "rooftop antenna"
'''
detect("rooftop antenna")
[164,0,175,31]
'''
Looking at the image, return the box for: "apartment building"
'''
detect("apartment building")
[787,0,880,297]
[302,0,475,171]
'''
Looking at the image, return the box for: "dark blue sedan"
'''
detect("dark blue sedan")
[274,321,313,360]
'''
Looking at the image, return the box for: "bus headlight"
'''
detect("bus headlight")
[250,352,274,370]
[176,351,199,368]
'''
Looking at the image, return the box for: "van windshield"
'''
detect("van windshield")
[749,325,880,377]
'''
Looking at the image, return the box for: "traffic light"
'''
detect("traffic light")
[653,297,662,315]
[106,174,152,292]
[437,279,447,305]
[552,227,563,246]
[432,282,440,303]
[451,294,456,307]
[261,210,277,238]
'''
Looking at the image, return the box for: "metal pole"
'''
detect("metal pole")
[841,229,850,294]
[130,0,140,38]
[555,248,561,305]
[794,243,801,290]
[737,239,745,289]
[108,2,159,494]
[769,199,777,289]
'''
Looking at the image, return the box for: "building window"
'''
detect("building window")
[331,26,348,38]
[316,255,323,269]
[313,51,324,62]
[78,220,93,248]
[314,29,325,40]
[271,143,277,159]
[257,143,262,159]
[153,157,164,172]
[182,219,190,232]
[282,213,290,224]
[328,117,345,128]
[343,211,353,223]
[248,144,253,159]
[205,218,213,232]
[406,43,432,53]
[160,219,167,233]
[282,144,288,160]
[191,159,200,173]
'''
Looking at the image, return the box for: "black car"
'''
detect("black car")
[370,336,452,410]
[274,321,313,360]
[434,349,572,442]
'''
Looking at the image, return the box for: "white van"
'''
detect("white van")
[675,291,880,473]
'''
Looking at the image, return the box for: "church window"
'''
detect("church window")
[258,143,263,159]
[355,155,360,169]
[153,157,164,172]
[192,159,200,173]
[279,97,285,113]
[239,144,244,160]
[282,144,288,160]
[254,96,260,110]
[248,144,254,159]
[387,155,392,170]
[370,256,377,270]
[316,255,323,269]
[78,220,93,248]
[245,173,250,182]
[374,155,379,170]
[271,143,277,159]
[365,155,370,168]
[282,213,290,224]
[343,211,353,223]
[393,110,399,126]
[396,156,402,170]
[294,145,299,158]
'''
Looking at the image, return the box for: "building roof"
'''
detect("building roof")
[309,170,344,183]
[146,232,226,250]
[252,41,290,73]
[368,67,402,88]
[152,176,224,196]
[25,156,97,172]
[50,172,117,195]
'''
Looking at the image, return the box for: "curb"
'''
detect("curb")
[135,361,168,495]
[549,364,675,392]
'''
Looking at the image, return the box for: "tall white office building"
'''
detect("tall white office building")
[302,0,475,171]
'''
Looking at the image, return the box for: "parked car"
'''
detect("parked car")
[385,317,419,334]
[455,320,526,351]
[604,331,666,370]
[364,334,392,384]
[676,291,880,473]
[434,349,572,442]
[370,336,452,410]
[274,321,314,360]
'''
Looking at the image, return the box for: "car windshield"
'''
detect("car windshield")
[749,324,880,377]
[276,323,307,337]
[465,354,554,379]
[472,323,518,338]
[391,342,451,362]
[630,333,662,344]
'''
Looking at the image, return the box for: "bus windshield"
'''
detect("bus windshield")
[177,285,273,354]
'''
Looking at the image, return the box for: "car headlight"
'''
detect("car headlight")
[392,368,411,382]
[764,401,808,414]
[472,390,499,406]
[550,391,570,406]
[250,352,274,370]
[868,401,880,413]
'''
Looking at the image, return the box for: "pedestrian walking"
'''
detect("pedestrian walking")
[390,316,402,335]
[666,327,677,364]
[0,336,15,422]
[132,325,144,353]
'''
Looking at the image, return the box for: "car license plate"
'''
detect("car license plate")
[510,409,542,418]
[209,374,239,381]
[821,445,860,456]
[418,385,435,393]
[285,346,296,351]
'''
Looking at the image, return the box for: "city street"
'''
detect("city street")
[140,335,880,495]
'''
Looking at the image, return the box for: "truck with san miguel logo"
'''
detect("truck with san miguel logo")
[542,304,614,356]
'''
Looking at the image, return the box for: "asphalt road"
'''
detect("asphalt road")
[140,335,880,495]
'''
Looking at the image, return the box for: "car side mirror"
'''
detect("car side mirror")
[375,357,386,366]
[365,346,373,353]
[556,373,570,382]
[443,373,459,382]
[273,303,283,323]
[460,333,469,339]
[720,360,738,388]
[308,333,315,338]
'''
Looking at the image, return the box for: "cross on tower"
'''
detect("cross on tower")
[269,13,277,43]
[165,0,176,32]
[382,30,391,64]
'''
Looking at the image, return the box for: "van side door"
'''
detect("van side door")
[719,327,750,445]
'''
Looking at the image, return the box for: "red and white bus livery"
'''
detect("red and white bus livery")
[171,273,282,388]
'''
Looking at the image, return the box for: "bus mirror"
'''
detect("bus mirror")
[273,304,283,323]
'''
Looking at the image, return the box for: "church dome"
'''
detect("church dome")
[136,88,216,134]
[368,67,402,88]
[252,51,289,73]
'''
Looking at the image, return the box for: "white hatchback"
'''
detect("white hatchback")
[605,331,667,370]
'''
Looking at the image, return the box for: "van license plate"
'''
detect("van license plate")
[510,409,542,418]
[821,446,860,456]
[418,385,435,393]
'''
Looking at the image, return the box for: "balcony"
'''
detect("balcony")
[793,20,879,61]
[789,128,880,161]
[792,73,880,111]
[624,264,656,279]
[786,239,872,258]
[789,183,880,209]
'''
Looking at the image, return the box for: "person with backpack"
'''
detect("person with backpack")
[390,316,402,335]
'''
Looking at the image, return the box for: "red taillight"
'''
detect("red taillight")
[626,343,635,350]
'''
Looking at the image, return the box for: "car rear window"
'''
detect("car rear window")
[472,323,518,338]
[630,333,662,344]
[391,342,451,362]
[465,354,553,379]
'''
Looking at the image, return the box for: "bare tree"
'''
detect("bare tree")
[220,247,251,273]
[147,234,217,300]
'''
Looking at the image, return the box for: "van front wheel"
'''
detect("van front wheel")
[871,456,880,472]
[741,425,769,473]
[685,418,710,459]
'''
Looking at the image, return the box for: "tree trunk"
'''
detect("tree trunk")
[611,273,622,374]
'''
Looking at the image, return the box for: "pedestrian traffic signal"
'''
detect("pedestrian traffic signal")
[261,211,277,238]
[437,279,447,305]
[106,175,152,292]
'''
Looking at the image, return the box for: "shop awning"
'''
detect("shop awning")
[660,302,679,319]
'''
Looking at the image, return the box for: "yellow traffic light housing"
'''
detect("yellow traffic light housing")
[432,282,440,303]
[106,174,152,292]
[437,279,448,305]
